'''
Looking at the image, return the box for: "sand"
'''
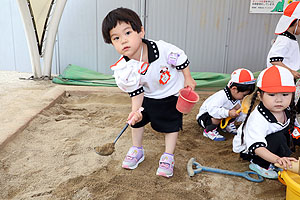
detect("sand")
[94,142,115,156]
[0,71,299,200]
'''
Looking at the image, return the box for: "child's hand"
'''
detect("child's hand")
[127,108,144,125]
[184,78,197,90]
[275,157,298,169]
[228,109,239,118]
[291,70,300,79]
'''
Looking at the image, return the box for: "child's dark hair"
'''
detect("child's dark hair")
[288,93,296,151]
[102,7,143,44]
[241,88,259,144]
[290,19,299,27]
[241,88,297,146]
[229,82,255,94]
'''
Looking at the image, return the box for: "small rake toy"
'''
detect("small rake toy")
[187,158,264,183]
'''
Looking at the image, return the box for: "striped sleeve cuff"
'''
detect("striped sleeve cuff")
[270,57,284,62]
[176,59,190,70]
[248,142,266,156]
[128,87,144,97]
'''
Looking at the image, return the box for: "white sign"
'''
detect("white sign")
[250,0,296,14]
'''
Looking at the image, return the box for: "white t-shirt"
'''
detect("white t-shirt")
[266,32,300,70]
[111,39,190,99]
[233,102,292,154]
[196,87,241,120]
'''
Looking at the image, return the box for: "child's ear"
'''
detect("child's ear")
[139,26,145,38]
[257,91,262,100]
[231,86,238,92]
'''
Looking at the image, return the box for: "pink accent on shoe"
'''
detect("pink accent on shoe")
[122,165,129,169]
[203,128,225,141]
[156,153,174,178]
[157,172,167,177]
[159,162,170,168]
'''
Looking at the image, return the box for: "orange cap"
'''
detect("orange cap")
[257,65,296,93]
[275,1,300,34]
[228,68,256,87]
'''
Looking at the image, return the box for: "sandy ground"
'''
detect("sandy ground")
[0,71,299,200]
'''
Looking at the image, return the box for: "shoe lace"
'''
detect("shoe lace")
[125,155,135,161]
[159,162,170,169]
[212,129,220,136]
[228,122,236,129]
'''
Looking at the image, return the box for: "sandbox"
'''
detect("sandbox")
[0,82,299,199]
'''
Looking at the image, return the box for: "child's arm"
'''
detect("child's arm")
[127,93,144,125]
[271,61,300,79]
[182,66,197,90]
[255,147,297,169]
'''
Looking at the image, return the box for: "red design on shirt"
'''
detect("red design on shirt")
[291,126,300,139]
[159,70,171,85]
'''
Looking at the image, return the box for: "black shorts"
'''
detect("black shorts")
[131,95,183,133]
[197,112,233,129]
[197,112,212,129]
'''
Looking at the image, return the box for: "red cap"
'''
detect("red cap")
[228,68,256,87]
[275,2,300,34]
[257,65,295,93]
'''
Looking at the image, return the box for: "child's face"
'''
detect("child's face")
[230,87,250,100]
[259,92,292,113]
[289,19,300,35]
[109,21,144,59]
[295,21,300,35]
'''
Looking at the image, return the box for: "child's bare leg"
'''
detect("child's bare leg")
[122,127,145,170]
[211,118,221,125]
[156,131,178,177]
[204,118,221,131]
[131,127,144,147]
[164,132,178,154]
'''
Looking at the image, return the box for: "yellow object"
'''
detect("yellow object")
[220,94,252,129]
[278,170,300,200]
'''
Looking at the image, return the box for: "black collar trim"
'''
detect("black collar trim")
[143,39,159,63]
[257,102,290,125]
[280,31,297,41]
[122,39,159,63]
[223,86,238,104]
[124,56,130,62]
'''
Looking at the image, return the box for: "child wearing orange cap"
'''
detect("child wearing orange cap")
[196,68,256,141]
[267,1,300,79]
[233,65,299,179]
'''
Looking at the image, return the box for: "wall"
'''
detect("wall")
[0,0,288,75]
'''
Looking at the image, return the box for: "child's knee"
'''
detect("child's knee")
[211,118,221,125]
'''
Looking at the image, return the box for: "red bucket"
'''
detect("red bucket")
[176,87,199,114]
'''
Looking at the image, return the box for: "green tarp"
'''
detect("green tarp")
[52,64,261,90]
[52,65,116,87]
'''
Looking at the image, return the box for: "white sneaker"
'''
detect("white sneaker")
[224,121,237,135]
[203,128,225,141]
